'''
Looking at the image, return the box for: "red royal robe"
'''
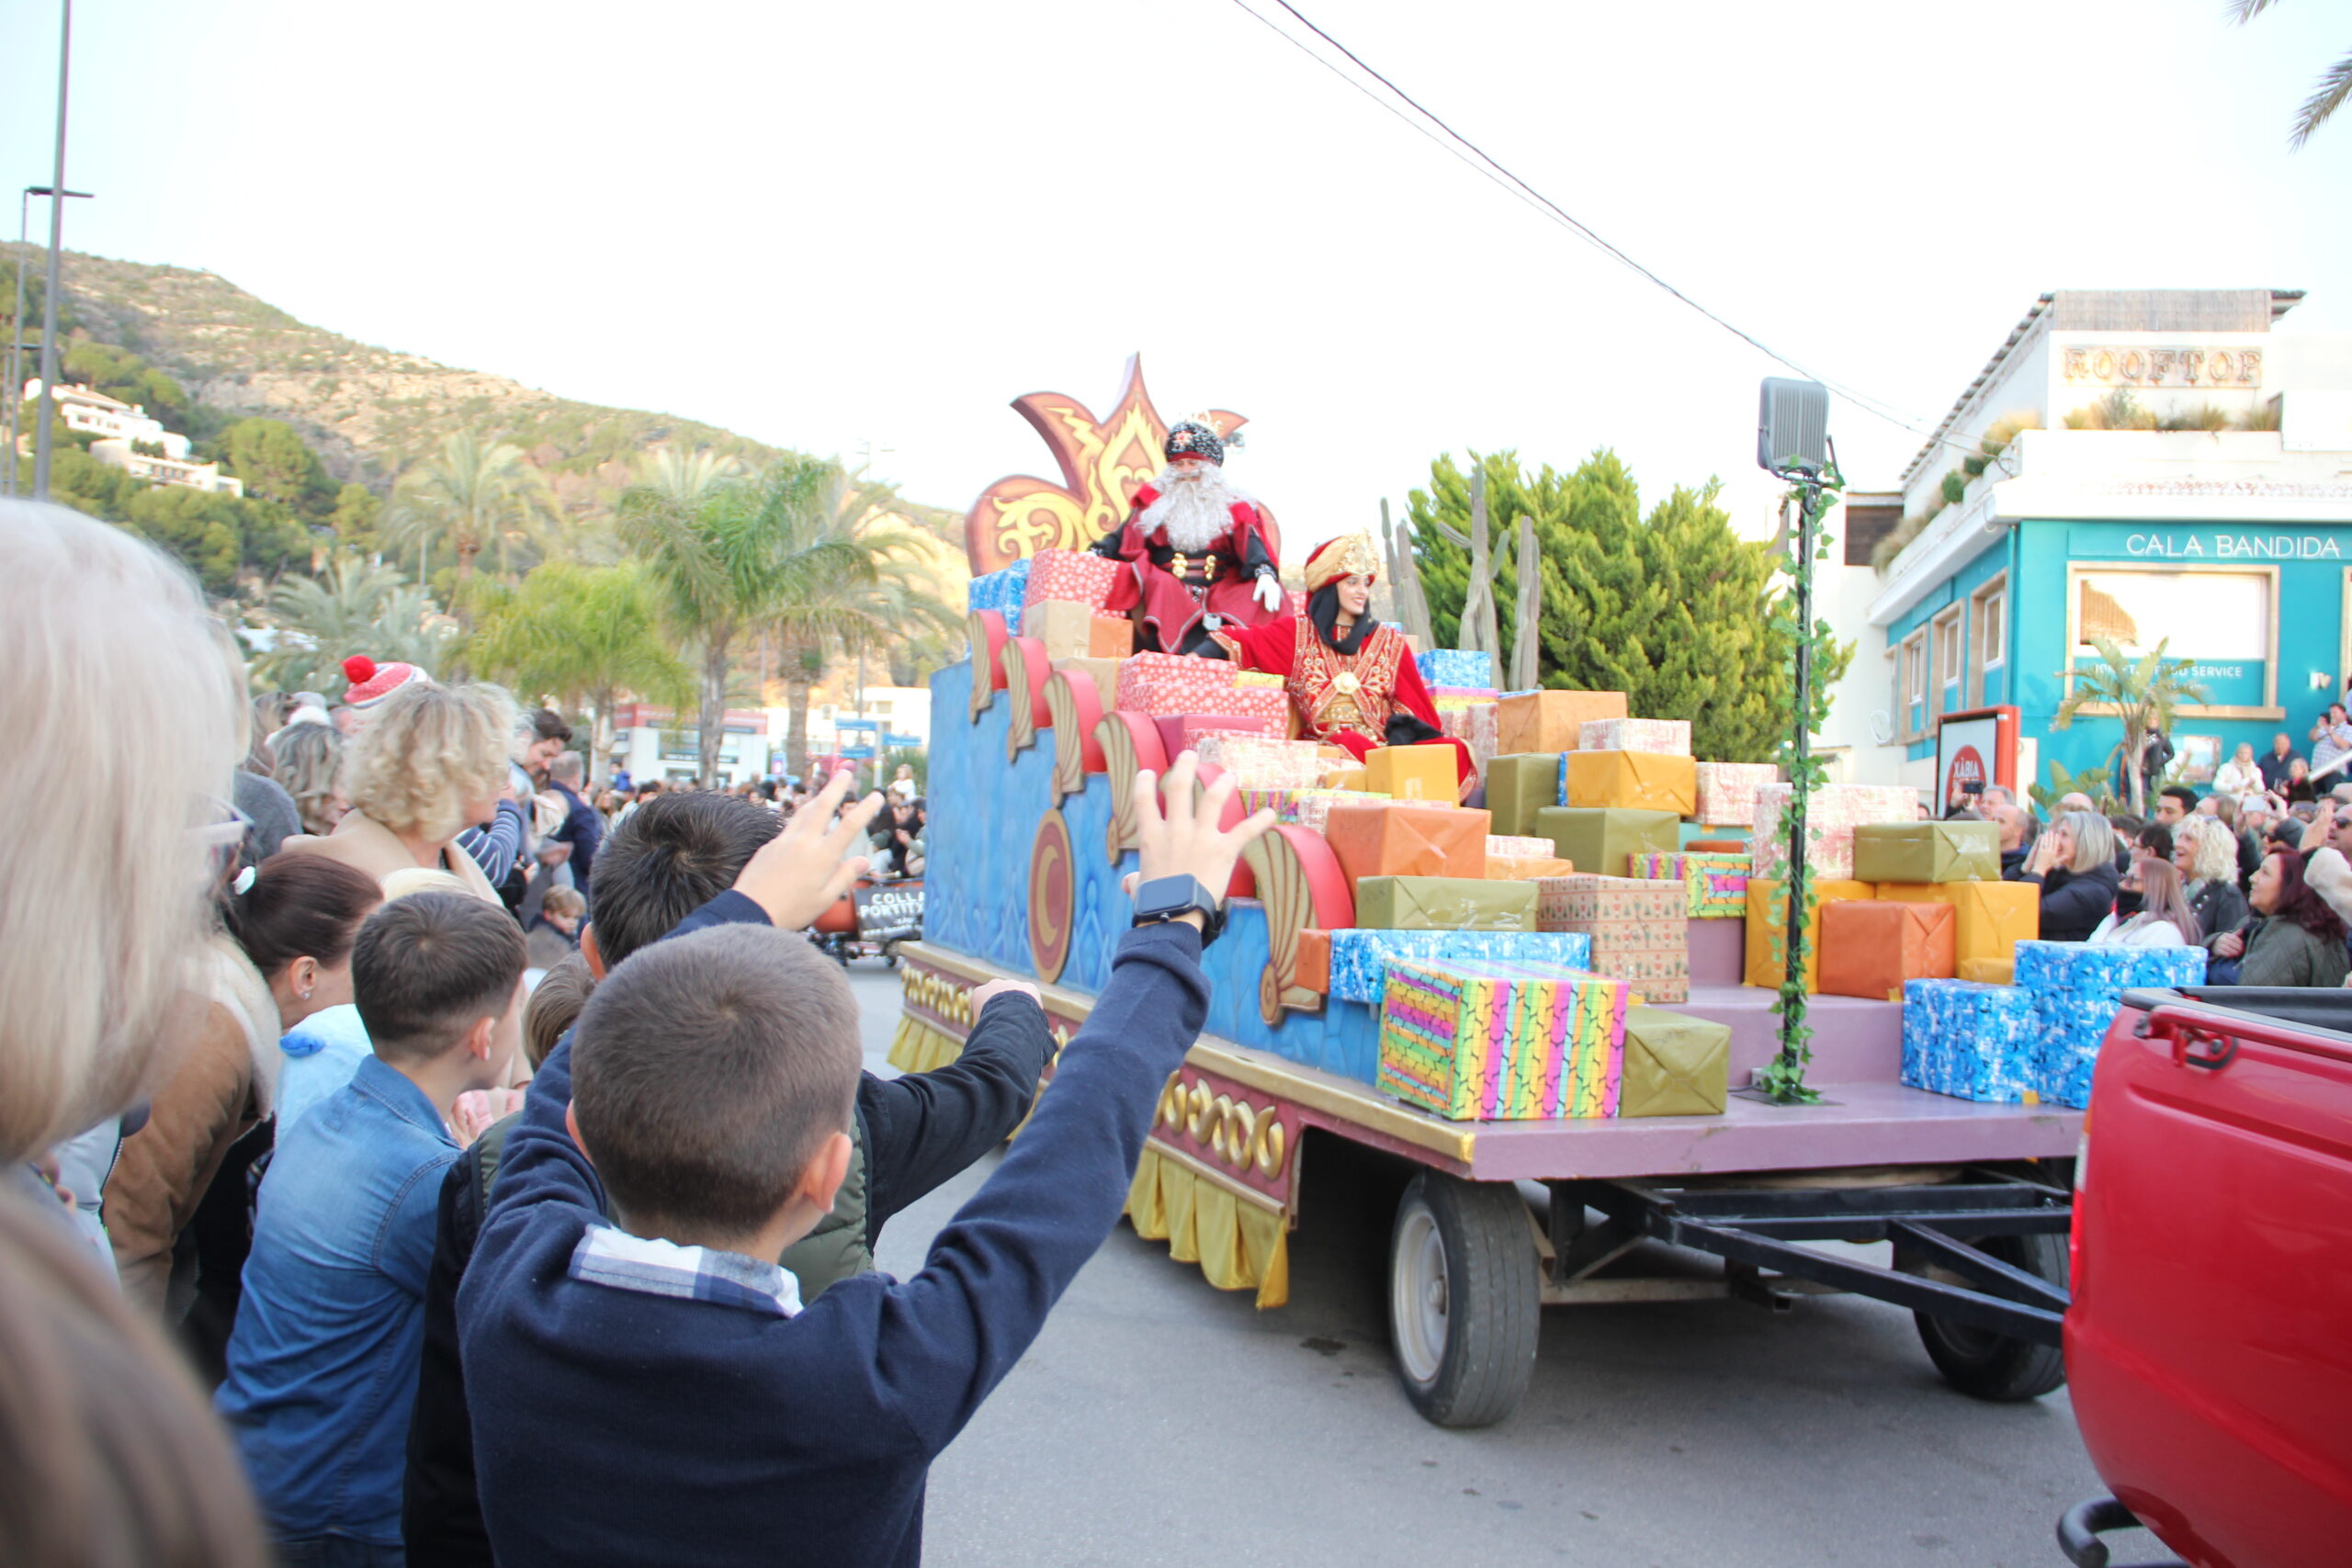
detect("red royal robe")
[1097,487,1283,653]
[1212,615,1475,795]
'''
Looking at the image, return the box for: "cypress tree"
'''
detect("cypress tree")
[1408,449,1851,763]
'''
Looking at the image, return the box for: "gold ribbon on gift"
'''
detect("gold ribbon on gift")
[1125,1144,1291,1308]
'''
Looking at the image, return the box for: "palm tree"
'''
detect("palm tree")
[381,433,558,623]
[2052,636,2212,815]
[253,556,459,693]
[2231,1,2352,147]
[464,559,691,784]
[619,455,883,784]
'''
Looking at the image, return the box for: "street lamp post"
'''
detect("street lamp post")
[30,0,75,503]
[6,184,89,500]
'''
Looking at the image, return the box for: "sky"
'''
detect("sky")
[4,0,2348,559]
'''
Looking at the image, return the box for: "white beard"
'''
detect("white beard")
[1139,464,1254,556]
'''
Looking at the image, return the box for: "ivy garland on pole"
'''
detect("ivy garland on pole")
[1755,454,1845,1106]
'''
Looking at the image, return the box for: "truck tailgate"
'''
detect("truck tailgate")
[2066,988,2352,1568]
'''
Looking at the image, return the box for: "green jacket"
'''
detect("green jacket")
[2236,915,2352,989]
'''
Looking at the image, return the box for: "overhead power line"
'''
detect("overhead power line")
[1227,0,1960,448]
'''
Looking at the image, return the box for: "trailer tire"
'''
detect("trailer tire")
[1912,1229,2069,1402]
[1386,1173,1539,1428]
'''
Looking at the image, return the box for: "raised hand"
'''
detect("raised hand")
[971,976,1042,1011]
[730,770,884,931]
[1123,751,1275,925]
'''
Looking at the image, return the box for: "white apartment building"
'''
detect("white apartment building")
[20,379,244,496]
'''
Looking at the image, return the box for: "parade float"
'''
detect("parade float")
[888,360,2189,1427]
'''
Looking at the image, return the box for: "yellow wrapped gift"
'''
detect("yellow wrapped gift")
[1363,745,1458,803]
[1957,956,2016,985]
[1743,878,1871,992]
[1563,750,1699,817]
[1877,880,2039,969]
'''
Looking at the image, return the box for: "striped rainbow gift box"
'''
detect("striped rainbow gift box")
[1629,851,1752,919]
[1377,957,1627,1121]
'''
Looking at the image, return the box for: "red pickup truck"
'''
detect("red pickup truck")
[2061,987,2352,1568]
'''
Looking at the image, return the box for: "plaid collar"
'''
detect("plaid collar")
[569,1224,803,1318]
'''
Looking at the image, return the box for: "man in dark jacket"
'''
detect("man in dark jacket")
[2257,732,2302,792]
[401,787,1057,1565]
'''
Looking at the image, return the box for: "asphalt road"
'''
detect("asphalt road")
[843,964,2156,1568]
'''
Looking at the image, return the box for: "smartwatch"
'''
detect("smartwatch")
[1130,874,1227,945]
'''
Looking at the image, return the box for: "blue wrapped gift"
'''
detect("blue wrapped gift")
[2012,942,2206,998]
[1416,649,1493,688]
[1901,978,2039,1102]
[964,560,1033,634]
[1330,929,1592,1005]
[2030,995,2126,1110]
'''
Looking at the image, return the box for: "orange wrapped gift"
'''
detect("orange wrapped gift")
[1816,899,1958,1000]
[1486,854,1574,881]
[1089,614,1134,657]
[1295,928,1332,994]
[1323,802,1490,885]
[1497,689,1628,754]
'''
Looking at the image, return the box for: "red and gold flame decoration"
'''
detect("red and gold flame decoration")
[962,355,1274,574]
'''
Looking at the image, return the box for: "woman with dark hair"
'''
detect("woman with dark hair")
[2210,849,2351,987]
[104,852,383,1320]
[1203,533,1473,796]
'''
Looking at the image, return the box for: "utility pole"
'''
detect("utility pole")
[31,0,74,502]
[6,184,90,500]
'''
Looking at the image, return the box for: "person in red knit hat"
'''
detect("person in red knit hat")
[1090,421,1285,656]
[1204,532,1473,797]
[341,654,427,716]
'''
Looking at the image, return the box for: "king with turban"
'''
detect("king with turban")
[1203,533,1474,796]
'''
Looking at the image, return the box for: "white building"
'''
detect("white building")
[21,379,243,496]
[1819,289,2352,802]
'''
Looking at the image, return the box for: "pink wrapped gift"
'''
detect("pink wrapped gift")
[1487,834,1556,857]
[1579,717,1690,756]
[1749,783,1918,881]
[1022,547,1120,610]
[1116,652,1238,716]
[1440,701,1500,780]
[1154,713,1272,761]
[1193,733,1329,789]
[1693,761,1778,827]
[1532,874,1690,1003]
[1238,786,1392,836]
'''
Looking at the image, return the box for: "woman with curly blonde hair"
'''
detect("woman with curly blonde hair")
[283,680,514,902]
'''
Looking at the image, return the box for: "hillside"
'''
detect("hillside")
[51,249,789,512]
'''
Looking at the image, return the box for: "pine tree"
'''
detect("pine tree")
[1408,449,1850,762]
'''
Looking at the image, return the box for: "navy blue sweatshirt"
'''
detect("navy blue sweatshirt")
[458,920,1208,1567]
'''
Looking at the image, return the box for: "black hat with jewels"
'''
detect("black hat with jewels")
[1163,420,1224,467]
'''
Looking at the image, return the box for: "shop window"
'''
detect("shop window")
[2068,566,2278,716]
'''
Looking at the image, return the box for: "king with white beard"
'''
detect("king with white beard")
[1091,420,1285,655]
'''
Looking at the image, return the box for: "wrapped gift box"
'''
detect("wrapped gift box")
[1234,670,1286,690]
[1023,599,1110,661]
[1051,655,1124,711]
[1578,717,1691,756]
[1237,786,1391,836]
[1192,732,1327,790]
[1153,713,1273,760]
[1325,802,1488,884]
[1489,834,1556,857]
[1902,978,2040,1102]
[1321,764,1369,791]
[1749,783,1919,881]
[1438,702,1500,781]
[1497,689,1628,755]
[1694,761,1778,828]
[1329,929,1592,1005]
[1486,753,1563,838]
[1115,651,1234,716]
[1295,928,1332,994]
[1486,854,1575,881]
[1617,1006,1731,1117]
[1378,956,1625,1120]
[2031,995,2127,1109]
[1851,820,2001,885]
[1363,745,1458,803]
[2011,942,2207,999]
[1957,956,2014,985]
[1533,874,1690,1003]
[1742,877,1873,992]
[1090,615,1134,658]
[1532,807,1680,881]
[1563,750,1699,817]
[1816,899,1958,1000]
[1021,547,1120,609]
[1355,875,1537,932]
[1876,881,2040,968]
[1630,852,1750,919]
[965,559,1034,631]
[1415,649,1493,688]
[1430,685,1500,712]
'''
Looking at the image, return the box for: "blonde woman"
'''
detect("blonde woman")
[2212,742,2263,800]
[2019,808,2121,942]
[284,680,515,901]
[0,500,268,1567]
[2172,817,2252,949]
[268,718,348,838]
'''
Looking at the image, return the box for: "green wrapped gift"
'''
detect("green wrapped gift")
[1354,876,1539,932]
[1532,807,1680,881]
[1485,753,1563,840]
[1616,1006,1730,1117]
[1851,820,2001,885]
